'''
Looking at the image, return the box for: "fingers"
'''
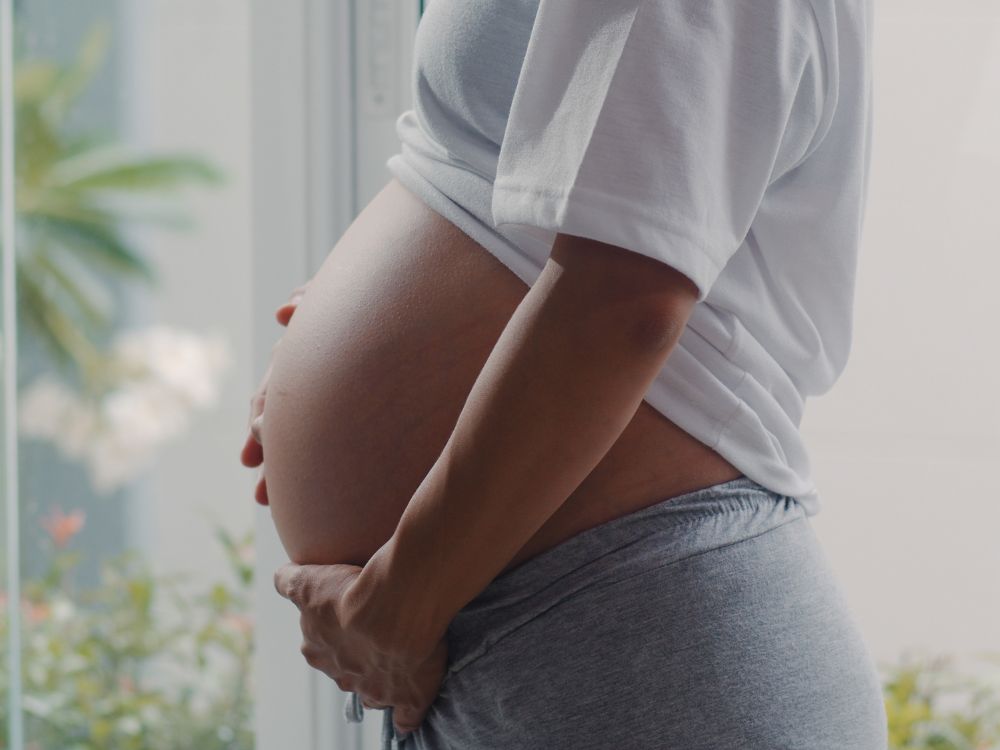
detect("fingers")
[240,431,264,467]
[241,365,270,467]
[276,283,310,326]
[392,706,423,736]
[245,283,305,498]
[254,469,269,506]
[273,562,327,607]
[275,303,297,327]
[247,393,265,434]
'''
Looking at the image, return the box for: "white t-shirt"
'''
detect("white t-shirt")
[386,0,874,516]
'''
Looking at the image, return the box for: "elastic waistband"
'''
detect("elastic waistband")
[445,476,805,675]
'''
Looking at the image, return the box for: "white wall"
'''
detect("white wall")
[807,0,1000,667]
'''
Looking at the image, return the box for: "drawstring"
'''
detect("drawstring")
[343,691,364,723]
[343,691,412,749]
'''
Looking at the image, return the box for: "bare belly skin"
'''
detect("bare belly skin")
[261,177,744,574]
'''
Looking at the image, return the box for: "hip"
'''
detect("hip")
[407,477,887,749]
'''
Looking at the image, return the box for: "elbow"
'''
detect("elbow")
[627,306,688,353]
[629,289,697,352]
[626,272,699,353]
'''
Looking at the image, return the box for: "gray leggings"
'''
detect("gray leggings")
[348,476,888,749]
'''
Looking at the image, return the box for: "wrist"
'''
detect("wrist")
[350,532,453,665]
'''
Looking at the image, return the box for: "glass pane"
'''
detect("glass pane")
[5,2,255,747]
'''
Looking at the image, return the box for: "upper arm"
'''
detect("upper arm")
[548,231,699,350]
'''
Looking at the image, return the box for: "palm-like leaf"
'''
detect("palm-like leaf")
[5,21,223,385]
[47,147,223,192]
[23,215,156,282]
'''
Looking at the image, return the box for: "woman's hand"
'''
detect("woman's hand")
[240,281,310,505]
[273,559,449,737]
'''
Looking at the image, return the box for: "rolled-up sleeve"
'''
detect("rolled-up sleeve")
[490,0,826,301]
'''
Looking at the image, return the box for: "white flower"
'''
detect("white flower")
[50,597,76,623]
[18,324,231,494]
[117,716,143,736]
[87,429,157,494]
[18,376,77,440]
[59,399,102,460]
[102,379,189,445]
[113,325,231,408]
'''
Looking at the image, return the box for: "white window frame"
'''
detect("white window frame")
[249,1,418,748]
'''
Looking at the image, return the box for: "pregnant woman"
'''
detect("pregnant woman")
[241,1,887,748]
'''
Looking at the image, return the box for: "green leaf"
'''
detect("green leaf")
[17,187,120,227]
[215,527,236,556]
[128,579,153,615]
[15,266,81,372]
[16,260,108,385]
[48,148,224,192]
[15,105,64,185]
[20,187,198,231]
[42,22,112,121]
[32,244,114,330]
[209,584,231,611]
[25,214,158,284]
[13,60,62,102]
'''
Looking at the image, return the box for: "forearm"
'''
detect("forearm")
[356,238,693,651]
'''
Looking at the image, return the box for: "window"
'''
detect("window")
[2,2,255,747]
[1,1,420,748]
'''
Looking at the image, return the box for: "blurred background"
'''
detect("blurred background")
[0,0,997,748]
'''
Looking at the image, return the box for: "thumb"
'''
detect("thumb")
[273,562,362,608]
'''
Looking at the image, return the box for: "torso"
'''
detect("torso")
[261,177,744,575]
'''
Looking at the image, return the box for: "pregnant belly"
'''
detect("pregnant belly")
[261,177,743,570]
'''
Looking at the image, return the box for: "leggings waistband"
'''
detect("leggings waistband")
[444,476,803,676]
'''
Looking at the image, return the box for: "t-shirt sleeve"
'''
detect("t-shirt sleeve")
[490,0,827,302]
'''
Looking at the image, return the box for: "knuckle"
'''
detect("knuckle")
[275,564,306,603]
[293,570,310,603]
[299,643,316,666]
[285,567,301,596]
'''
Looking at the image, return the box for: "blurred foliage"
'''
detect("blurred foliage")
[0,526,254,749]
[882,651,1000,749]
[8,21,223,391]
